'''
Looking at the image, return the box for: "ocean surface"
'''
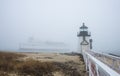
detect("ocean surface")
[18,49,70,53]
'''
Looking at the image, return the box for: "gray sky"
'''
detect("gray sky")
[0,0,120,53]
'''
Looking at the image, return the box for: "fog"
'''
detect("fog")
[0,0,120,53]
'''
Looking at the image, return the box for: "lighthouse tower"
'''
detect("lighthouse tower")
[77,23,92,54]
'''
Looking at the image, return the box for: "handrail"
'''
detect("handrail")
[83,50,120,76]
[87,50,120,74]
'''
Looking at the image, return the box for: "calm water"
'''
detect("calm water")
[18,49,70,53]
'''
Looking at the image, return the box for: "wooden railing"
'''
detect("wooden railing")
[82,50,120,76]
[87,51,120,74]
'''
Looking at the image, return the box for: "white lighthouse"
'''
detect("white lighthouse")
[77,23,92,54]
